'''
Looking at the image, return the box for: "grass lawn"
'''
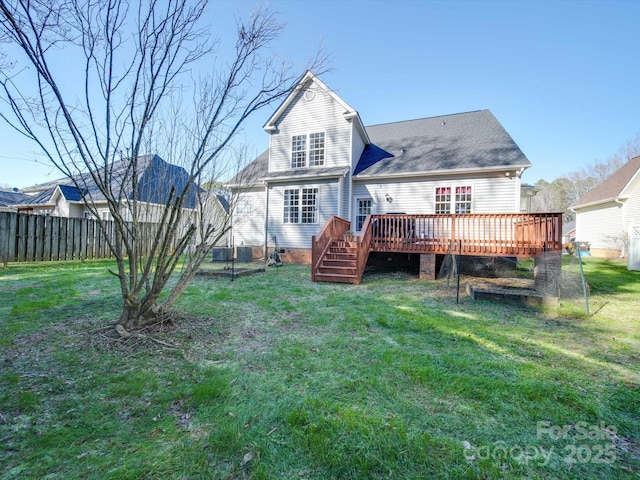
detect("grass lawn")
[1,257,639,479]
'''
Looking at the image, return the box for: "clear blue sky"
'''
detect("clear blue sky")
[1,0,639,188]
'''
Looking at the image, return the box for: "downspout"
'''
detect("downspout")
[263,181,269,261]
[347,121,353,226]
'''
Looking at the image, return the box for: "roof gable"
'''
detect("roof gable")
[263,71,370,144]
[573,155,640,208]
[354,110,530,177]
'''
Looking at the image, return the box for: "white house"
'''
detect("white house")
[571,155,640,258]
[229,71,532,263]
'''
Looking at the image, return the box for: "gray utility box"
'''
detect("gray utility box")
[211,247,233,262]
[629,224,640,271]
[211,246,253,263]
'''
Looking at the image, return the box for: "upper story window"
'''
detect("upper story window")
[291,132,325,168]
[435,185,472,214]
[291,135,306,168]
[309,132,325,166]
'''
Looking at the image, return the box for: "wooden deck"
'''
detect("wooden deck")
[312,213,562,284]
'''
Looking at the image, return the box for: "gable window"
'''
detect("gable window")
[291,135,306,168]
[309,133,325,166]
[357,198,373,230]
[435,185,472,214]
[291,132,325,168]
[283,187,318,224]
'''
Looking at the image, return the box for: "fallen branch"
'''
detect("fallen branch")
[115,324,181,349]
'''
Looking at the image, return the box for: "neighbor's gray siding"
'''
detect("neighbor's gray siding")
[268,79,352,173]
[266,179,339,249]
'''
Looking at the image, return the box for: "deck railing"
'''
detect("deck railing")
[367,213,562,256]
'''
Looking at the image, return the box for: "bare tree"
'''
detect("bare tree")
[0,0,320,331]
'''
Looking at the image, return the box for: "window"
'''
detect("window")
[291,132,325,168]
[301,188,318,223]
[236,195,253,215]
[291,135,306,168]
[435,185,472,214]
[284,187,318,224]
[455,186,472,213]
[435,187,451,214]
[357,198,373,230]
[283,189,299,223]
[309,132,325,166]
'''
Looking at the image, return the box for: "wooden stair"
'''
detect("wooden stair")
[313,240,361,284]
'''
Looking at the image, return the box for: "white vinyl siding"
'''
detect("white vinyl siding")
[268,79,352,173]
[233,188,266,247]
[623,175,640,227]
[353,175,517,217]
[575,202,625,250]
[267,180,338,249]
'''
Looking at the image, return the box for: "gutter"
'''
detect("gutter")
[571,196,627,210]
[353,164,531,181]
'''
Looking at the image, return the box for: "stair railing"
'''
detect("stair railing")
[356,215,374,281]
[311,215,351,281]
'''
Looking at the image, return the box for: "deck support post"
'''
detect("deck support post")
[419,253,437,280]
[534,251,562,298]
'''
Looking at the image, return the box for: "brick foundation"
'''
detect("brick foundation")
[278,248,312,264]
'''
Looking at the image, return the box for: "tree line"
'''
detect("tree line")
[530,134,640,223]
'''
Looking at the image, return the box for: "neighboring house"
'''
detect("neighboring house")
[0,189,32,212]
[520,184,538,213]
[13,155,201,221]
[228,71,532,263]
[561,220,576,249]
[571,155,640,258]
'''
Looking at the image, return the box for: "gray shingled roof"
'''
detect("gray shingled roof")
[228,150,269,186]
[0,190,31,207]
[573,156,640,208]
[17,155,200,208]
[354,110,530,177]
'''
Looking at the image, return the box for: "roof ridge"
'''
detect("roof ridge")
[364,109,489,128]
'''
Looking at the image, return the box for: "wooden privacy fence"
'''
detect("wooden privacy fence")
[0,212,171,263]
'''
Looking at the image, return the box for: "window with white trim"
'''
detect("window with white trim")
[291,135,306,168]
[283,187,318,224]
[435,185,472,214]
[357,198,373,230]
[236,195,253,215]
[291,132,325,168]
[301,188,318,223]
[283,189,299,223]
[309,133,325,166]
[435,187,451,214]
[455,186,472,213]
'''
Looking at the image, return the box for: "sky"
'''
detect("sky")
[1,0,639,189]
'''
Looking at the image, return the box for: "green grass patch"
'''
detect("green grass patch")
[0,257,639,478]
